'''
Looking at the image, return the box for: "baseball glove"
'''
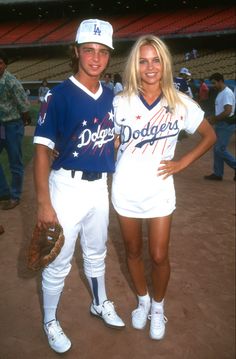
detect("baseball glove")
[27,223,64,271]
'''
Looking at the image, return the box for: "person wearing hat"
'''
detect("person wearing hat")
[173,67,193,140]
[33,19,125,354]
[174,67,193,98]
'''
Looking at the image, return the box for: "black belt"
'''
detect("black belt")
[71,170,102,181]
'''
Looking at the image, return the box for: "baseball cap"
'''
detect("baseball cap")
[180,67,191,76]
[75,19,114,50]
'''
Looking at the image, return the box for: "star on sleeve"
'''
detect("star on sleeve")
[108,111,114,121]
[72,151,79,157]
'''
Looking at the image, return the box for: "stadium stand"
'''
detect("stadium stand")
[180,6,235,33]
[16,20,69,44]
[0,0,235,91]
[0,5,235,45]
[6,48,235,83]
[39,19,79,44]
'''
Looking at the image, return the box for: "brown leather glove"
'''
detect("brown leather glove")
[27,223,64,271]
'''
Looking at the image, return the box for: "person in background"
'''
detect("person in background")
[173,67,193,98]
[174,67,192,139]
[25,88,31,98]
[0,49,31,210]
[33,19,125,354]
[112,34,216,341]
[204,72,236,181]
[38,79,50,104]
[191,48,198,59]
[198,78,209,113]
[102,72,114,91]
[113,73,123,95]
[188,77,198,101]
[233,77,236,113]
[184,51,191,61]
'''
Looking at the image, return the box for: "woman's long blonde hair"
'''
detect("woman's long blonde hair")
[122,35,183,111]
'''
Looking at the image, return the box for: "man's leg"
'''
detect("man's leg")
[4,121,24,201]
[0,164,10,200]
[80,179,125,328]
[0,131,10,200]
[214,123,236,177]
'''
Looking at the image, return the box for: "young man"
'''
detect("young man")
[33,19,125,354]
[204,72,236,181]
[0,50,31,210]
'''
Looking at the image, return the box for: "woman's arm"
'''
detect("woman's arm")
[158,118,216,179]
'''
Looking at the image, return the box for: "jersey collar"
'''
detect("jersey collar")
[139,92,163,110]
[69,75,102,99]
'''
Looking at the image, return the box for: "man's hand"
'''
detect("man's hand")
[22,112,32,126]
[37,203,59,231]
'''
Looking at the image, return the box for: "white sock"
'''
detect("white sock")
[43,291,61,324]
[152,298,164,311]
[138,293,150,304]
[87,275,107,306]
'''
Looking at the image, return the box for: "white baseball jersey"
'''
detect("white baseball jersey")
[112,92,204,218]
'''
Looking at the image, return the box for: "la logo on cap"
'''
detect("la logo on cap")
[93,24,101,36]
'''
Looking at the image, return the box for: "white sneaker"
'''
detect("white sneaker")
[149,309,168,340]
[90,300,125,329]
[131,301,151,330]
[44,320,71,353]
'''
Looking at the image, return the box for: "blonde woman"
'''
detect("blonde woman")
[112,35,216,340]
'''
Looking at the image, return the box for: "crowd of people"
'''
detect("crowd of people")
[0,16,235,355]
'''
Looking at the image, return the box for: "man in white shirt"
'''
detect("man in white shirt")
[204,72,236,181]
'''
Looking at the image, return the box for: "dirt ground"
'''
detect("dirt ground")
[0,128,235,359]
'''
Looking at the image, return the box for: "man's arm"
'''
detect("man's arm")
[12,78,32,125]
[208,104,232,124]
[34,144,58,229]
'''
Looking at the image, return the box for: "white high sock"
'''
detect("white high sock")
[43,291,61,324]
[138,293,150,304]
[87,275,107,306]
[152,298,164,311]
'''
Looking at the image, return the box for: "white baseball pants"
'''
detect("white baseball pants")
[42,168,109,295]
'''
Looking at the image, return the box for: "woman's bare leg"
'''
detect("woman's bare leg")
[117,215,148,296]
[148,215,172,301]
